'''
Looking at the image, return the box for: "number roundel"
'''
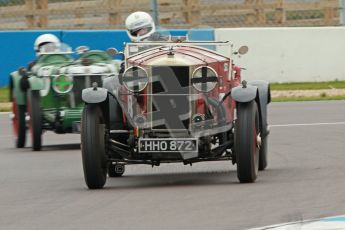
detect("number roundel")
[123,66,149,92]
[191,66,218,93]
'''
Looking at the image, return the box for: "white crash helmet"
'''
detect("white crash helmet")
[125,11,156,42]
[34,33,60,53]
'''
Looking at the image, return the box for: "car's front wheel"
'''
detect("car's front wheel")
[81,104,107,189]
[235,101,260,183]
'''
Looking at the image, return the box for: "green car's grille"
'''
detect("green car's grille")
[71,75,104,107]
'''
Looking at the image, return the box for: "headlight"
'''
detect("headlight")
[122,66,148,92]
[191,66,218,93]
[52,74,73,94]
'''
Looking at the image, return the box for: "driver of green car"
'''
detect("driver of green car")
[19,34,61,91]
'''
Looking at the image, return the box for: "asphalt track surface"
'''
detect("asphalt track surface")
[0,101,345,230]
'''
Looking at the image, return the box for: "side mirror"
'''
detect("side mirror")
[106,48,118,56]
[76,46,90,55]
[238,46,249,55]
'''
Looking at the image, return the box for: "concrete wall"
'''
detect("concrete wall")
[215,27,345,83]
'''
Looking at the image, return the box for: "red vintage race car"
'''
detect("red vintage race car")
[80,38,271,189]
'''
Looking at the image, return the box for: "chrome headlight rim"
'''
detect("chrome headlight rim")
[191,66,218,93]
[122,66,149,93]
[52,74,74,94]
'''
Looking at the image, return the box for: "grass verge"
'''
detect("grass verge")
[0,102,11,112]
[271,81,345,91]
[273,95,345,102]
[0,87,9,103]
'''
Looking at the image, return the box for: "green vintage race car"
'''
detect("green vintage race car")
[10,43,120,151]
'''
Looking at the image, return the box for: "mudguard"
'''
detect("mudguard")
[28,76,44,91]
[248,80,271,137]
[82,87,108,104]
[102,75,120,97]
[231,84,258,103]
[248,80,271,104]
[231,80,271,137]
[10,71,26,105]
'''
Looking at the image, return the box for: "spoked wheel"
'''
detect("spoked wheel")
[27,90,42,151]
[108,163,125,177]
[235,101,260,183]
[81,104,107,189]
[11,99,26,148]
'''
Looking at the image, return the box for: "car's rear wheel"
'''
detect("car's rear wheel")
[11,99,26,148]
[81,104,107,189]
[28,90,42,151]
[108,163,125,177]
[235,101,260,183]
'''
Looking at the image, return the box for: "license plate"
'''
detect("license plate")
[138,138,198,153]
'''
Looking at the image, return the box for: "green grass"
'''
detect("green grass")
[0,107,10,112]
[270,81,345,91]
[0,87,9,103]
[273,95,345,102]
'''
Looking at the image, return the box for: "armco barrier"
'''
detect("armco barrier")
[215,27,345,83]
[0,29,194,87]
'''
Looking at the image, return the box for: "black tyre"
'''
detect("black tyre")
[28,90,42,151]
[259,136,268,171]
[235,101,260,183]
[108,163,125,177]
[12,99,26,148]
[81,104,107,189]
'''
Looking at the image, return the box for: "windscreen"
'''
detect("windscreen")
[39,43,73,55]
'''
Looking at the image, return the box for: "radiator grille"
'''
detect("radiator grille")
[151,66,190,130]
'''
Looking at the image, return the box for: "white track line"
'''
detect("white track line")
[270,122,345,127]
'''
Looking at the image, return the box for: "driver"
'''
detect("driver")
[125,11,170,42]
[34,33,60,56]
[125,11,157,42]
[20,34,61,91]
[119,12,166,75]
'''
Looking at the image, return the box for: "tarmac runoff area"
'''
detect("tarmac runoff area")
[0,101,345,230]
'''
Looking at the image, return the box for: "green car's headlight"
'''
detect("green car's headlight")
[191,66,218,93]
[52,74,73,94]
[122,66,148,93]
